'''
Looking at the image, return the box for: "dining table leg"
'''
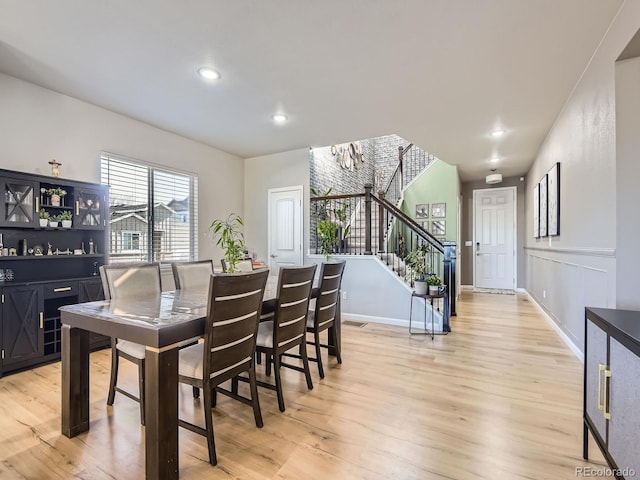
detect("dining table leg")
[61,324,90,437]
[145,346,179,480]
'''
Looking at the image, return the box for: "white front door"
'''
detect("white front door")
[268,186,303,274]
[474,187,516,290]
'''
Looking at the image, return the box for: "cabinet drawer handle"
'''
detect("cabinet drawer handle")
[35,197,39,212]
[598,364,605,411]
[54,287,72,292]
[76,200,79,216]
[39,312,44,329]
[604,369,612,420]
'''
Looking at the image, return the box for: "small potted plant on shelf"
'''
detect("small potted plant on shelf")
[39,209,50,227]
[427,274,443,295]
[210,213,245,273]
[46,187,67,207]
[59,210,73,228]
[404,245,428,295]
[49,214,60,228]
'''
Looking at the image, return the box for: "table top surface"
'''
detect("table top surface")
[59,274,293,348]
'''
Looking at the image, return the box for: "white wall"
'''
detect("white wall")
[524,2,640,352]
[243,148,310,263]
[0,73,244,261]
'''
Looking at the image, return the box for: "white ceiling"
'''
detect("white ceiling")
[0,0,623,181]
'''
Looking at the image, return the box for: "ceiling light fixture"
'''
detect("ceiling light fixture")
[491,129,505,137]
[490,157,500,163]
[198,67,221,80]
[486,168,503,185]
[272,113,288,123]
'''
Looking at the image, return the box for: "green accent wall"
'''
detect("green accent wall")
[400,159,458,242]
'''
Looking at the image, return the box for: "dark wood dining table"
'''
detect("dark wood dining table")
[59,275,340,480]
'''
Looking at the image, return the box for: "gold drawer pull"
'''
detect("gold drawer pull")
[598,364,605,411]
[54,287,72,292]
[39,312,44,329]
[604,369,612,420]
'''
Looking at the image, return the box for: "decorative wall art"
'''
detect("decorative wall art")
[539,174,548,237]
[533,183,540,238]
[547,162,560,236]
[432,220,446,236]
[415,203,429,218]
[331,142,364,171]
[431,203,446,218]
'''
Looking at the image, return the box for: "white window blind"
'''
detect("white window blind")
[101,153,198,263]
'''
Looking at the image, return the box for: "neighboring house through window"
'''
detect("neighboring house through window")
[100,153,198,263]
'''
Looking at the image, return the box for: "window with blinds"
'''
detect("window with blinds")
[100,153,198,263]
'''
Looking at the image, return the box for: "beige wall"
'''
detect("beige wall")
[0,73,244,262]
[243,148,310,263]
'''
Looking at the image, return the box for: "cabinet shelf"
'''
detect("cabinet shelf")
[40,204,73,210]
[0,254,104,261]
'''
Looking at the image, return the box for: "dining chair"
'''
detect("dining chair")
[305,261,345,378]
[255,264,317,412]
[171,259,214,291]
[221,258,254,273]
[177,269,269,466]
[100,262,162,425]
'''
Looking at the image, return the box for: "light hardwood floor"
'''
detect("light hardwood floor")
[0,291,612,479]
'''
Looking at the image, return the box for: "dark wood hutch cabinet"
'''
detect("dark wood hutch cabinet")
[0,167,109,376]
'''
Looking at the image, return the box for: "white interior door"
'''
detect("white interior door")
[268,186,303,274]
[474,187,516,290]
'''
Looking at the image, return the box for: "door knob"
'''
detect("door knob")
[270,254,277,258]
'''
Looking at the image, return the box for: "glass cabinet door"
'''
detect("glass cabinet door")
[74,187,105,230]
[0,178,38,227]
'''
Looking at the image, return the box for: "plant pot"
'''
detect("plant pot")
[39,218,48,227]
[429,285,440,295]
[61,220,72,228]
[50,194,61,206]
[414,279,428,295]
[49,220,59,228]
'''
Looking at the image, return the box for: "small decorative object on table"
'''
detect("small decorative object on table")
[404,245,429,295]
[427,274,442,295]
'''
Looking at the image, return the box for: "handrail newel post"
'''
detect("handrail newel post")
[364,184,372,255]
[443,241,457,321]
[377,191,385,254]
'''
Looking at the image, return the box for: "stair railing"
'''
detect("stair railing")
[310,184,456,321]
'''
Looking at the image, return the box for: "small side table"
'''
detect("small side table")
[409,292,447,338]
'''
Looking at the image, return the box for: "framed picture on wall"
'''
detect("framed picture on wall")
[539,174,548,237]
[547,162,560,236]
[533,183,540,238]
[432,220,446,236]
[415,203,429,218]
[431,203,446,218]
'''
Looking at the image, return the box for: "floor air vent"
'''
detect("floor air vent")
[343,320,368,328]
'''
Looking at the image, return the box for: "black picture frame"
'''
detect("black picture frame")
[547,162,560,236]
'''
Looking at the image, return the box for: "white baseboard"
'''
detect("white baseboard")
[523,290,584,363]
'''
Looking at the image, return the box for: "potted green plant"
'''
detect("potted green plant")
[210,213,245,272]
[312,187,337,260]
[46,187,67,206]
[39,209,50,227]
[404,246,428,295]
[49,214,60,228]
[427,274,443,295]
[59,210,73,228]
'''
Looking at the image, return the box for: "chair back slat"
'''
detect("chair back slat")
[274,265,316,350]
[204,270,269,384]
[100,263,162,301]
[171,260,214,291]
[313,261,346,329]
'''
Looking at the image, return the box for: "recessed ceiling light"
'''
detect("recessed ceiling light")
[272,113,288,123]
[491,129,505,137]
[490,157,500,163]
[198,67,221,80]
